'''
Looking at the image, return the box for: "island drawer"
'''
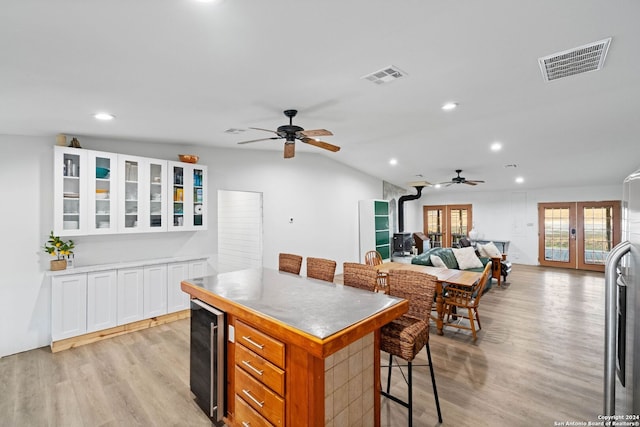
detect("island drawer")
[235,366,284,426]
[235,393,276,427]
[236,341,285,395]
[235,320,285,368]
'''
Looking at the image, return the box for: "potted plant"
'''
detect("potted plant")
[43,231,75,271]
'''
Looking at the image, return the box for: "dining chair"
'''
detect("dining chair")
[342,262,378,292]
[380,269,443,426]
[306,257,337,282]
[442,261,492,341]
[278,253,303,275]
[364,250,389,293]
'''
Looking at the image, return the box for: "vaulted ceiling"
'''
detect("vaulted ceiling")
[2,0,640,192]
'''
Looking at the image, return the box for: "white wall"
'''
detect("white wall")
[402,184,622,265]
[0,135,381,357]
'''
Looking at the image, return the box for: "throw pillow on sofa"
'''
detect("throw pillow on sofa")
[430,255,447,268]
[452,246,484,270]
[479,241,502,258]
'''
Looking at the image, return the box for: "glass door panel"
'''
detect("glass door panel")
[124,160,139,230]
[62,152,82,232]
[193,167,204,227]
[448,205,471,247]
[577,201,621,271]
[541,205,573,264]
[172,165,185,228]
[93,153,115,233]
[149,162,164,228]
[424,206,444,248]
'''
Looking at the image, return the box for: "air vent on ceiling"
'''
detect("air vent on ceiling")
[224,128,246,134]
[538,38,611,82]
[362,65,407,85]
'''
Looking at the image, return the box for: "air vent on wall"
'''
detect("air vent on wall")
[362,65,407,85]
[538,38,611,82]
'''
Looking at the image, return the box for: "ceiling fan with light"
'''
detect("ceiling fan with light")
[237,109,340,159]
[440,169,485,186]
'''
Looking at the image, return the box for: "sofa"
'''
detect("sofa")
[411,246,493,291]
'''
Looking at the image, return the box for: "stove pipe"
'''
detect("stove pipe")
[398,185,424,232]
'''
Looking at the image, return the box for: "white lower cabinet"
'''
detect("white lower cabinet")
[51,274,87,341]
[143,264,167,318]
[87,270,117,332]
[51,257,207,344]
[167,260,208,312]
[117,268,145,325]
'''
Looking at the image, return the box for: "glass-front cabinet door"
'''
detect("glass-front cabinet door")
[192,166,206,229]
[168,162,207,231]
[54,146,87,236]
[118,155,167,233]
[87,150,118,234]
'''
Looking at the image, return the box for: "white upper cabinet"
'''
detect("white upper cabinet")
[54,147,88,236]
[87,150,119,234]
[54,147,195,236]
[117,155,167,233]
[167,162,207,231]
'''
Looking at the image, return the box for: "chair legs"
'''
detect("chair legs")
[381,343,443,425]
[426,343,443,424]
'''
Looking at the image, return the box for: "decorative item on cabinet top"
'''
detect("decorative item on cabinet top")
[178,154,199,164]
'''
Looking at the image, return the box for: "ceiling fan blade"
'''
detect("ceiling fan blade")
[237,136,281,145]
[249,127,279,135]
[301,137,341,152]
[464,181,478,186]
[299,129,333,137]
[284,142,295,158]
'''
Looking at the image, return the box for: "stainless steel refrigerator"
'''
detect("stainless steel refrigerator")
[605,168,640,415]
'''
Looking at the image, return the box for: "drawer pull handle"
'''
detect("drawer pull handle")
[242,423,251,427]
[242,389,265,408]
[242,360,264,376]
[242,335,265,350]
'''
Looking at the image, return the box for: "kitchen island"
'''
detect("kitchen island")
[181,267,408,427]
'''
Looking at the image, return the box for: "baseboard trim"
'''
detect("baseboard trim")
[50,309,191,353]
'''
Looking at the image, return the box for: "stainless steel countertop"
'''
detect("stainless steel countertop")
[185,267,405,339]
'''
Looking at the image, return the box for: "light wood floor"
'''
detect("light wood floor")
[0,264,605,427]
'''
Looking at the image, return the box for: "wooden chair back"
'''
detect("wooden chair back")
[364,250,384,267]
[343,262,378,292]
[279,253,303,275]
[306,257,337,282]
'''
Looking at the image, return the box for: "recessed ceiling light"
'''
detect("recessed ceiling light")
[442,102,458,111]
[389,158,398,166]
[434,183,442,189]
[490,142,502,151]
[515,176,524,184]
[94,112,115,121]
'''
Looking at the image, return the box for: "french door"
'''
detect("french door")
[423,204,473,248]
[538,201,621,271]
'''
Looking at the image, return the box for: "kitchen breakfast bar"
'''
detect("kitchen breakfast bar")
[181,267,408,427]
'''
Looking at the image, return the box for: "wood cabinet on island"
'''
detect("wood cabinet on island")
[181,268,408,427]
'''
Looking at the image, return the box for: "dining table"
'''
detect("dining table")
[374,262,483,335]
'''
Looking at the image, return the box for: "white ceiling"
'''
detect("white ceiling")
[2,0,640,192]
